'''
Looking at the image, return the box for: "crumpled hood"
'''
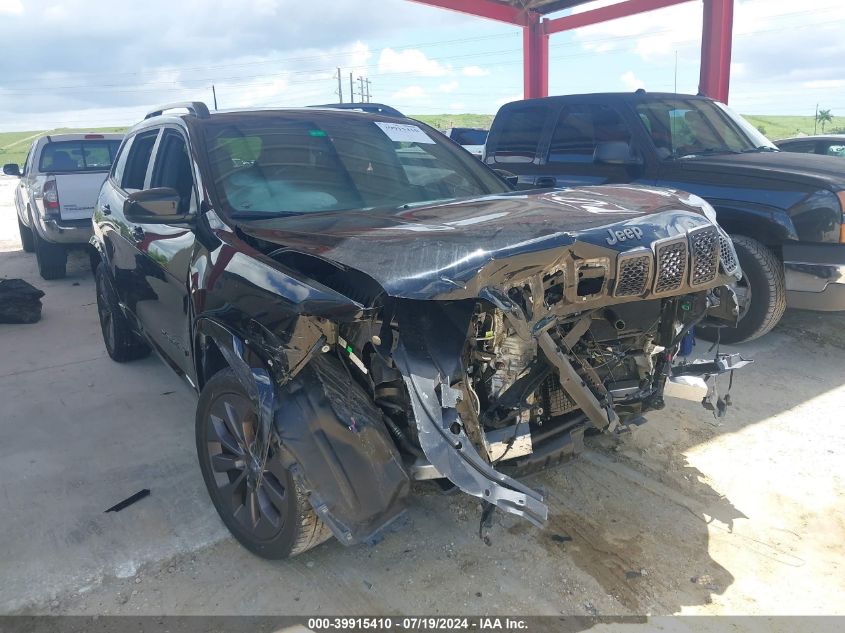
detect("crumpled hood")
[239,184,716,299]
[677,151,845,188]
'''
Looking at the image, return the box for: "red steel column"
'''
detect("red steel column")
[523,13,549,99]
[699,0,734,103]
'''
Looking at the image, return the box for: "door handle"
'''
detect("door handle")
[132,226,145,242]
[101,204,111,215]
[535,176,557,188]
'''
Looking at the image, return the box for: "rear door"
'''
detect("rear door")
[38,139,121,220]
[98,128,160,321]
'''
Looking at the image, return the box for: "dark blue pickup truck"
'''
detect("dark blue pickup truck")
[484,92,845,342]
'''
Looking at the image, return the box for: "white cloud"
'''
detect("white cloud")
[391,85,427,101]
[0,0,23,15]
[449,102,466,110]
[462,65,490,77]
[378,48,451,77]
[438,80,459,93]
[620,71,645,91]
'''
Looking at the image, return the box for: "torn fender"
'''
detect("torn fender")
[273,354,410,545]
[392,300,548,526]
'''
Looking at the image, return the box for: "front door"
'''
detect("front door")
[129,127,198,380]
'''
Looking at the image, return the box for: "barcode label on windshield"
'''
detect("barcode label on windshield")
[374,122,436,144]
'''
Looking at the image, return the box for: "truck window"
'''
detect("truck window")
[490,103,550,164]
[121,131,159,191]
[825,143,845,157]
[38,139,121,172]
[780,141,817,154]
[150,130,195,214]
[548,104,632,163]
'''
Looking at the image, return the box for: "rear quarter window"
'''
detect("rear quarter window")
[489,103,550,164]
[38,140,121,172]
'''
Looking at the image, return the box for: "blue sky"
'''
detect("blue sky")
[0,0,843,130]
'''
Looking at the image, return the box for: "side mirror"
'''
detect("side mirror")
[492,168,519,188]
[3,163,21,177]
[594,142,642,166]
[124,188,191,224]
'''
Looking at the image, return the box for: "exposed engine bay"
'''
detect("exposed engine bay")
[205,185,754,544]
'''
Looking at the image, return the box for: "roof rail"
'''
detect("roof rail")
[144,101,211,120]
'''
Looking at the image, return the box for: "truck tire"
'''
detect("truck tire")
[700,235,786,344]
[196,368,333,559]
[18,217,34,252]
[32,228,67,280]
[94,264,151,362]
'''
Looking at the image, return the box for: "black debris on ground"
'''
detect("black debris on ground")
[0,279,45,324]
[105,489,151,513]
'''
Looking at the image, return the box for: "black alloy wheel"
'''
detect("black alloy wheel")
[196,369,332,559]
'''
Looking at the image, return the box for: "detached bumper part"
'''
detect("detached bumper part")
[783,243,845,311]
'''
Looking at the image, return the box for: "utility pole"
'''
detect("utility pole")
[212,84,218,111]
[358,76,365,104]
[349,73,355,103]
[335,68,343,103]
[364,78,372,103]
[673,51,678,94]
[814,103,819,135]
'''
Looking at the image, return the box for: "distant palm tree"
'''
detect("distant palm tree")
[817,109,833,132]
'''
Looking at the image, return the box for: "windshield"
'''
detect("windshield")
[202,115,508,218]
[635,98,778,159]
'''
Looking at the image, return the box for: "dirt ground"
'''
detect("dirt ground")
[1,176,844,618]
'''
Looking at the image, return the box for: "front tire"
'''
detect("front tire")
[196,369,333,559]
[94,264,150,362]
[18,216,34,252]
[700,235,786,344]
[32,227,67,280]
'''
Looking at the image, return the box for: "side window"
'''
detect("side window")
[548,104,632,164]
[150,130,195,214]
[110,136,134,184]
[490,103,550,163]
[21,146,34,176]
[824,143,845,157]
[121,130,159,191]
[780,141,817,154]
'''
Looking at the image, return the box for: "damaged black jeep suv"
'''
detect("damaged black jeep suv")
[92,101,748,558]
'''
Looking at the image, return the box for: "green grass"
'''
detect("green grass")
[742,115,845,141]
[0,127,127,167]
[2,115,841,168]
[411,114,495,131]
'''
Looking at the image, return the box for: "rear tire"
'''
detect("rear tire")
[95,264,150,362]
[18,216,34,253]
[699,235,786,344]
[32,228,67,280]
[196,368,333,559]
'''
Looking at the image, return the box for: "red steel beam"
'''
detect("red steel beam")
[699,0,734,103]
[407,0,529,26]
[543,0,694,34]
[524,13,549,98]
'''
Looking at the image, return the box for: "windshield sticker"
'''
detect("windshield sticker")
[374,122,436,145]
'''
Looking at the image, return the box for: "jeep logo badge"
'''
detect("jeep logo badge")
[606,226,644,245]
